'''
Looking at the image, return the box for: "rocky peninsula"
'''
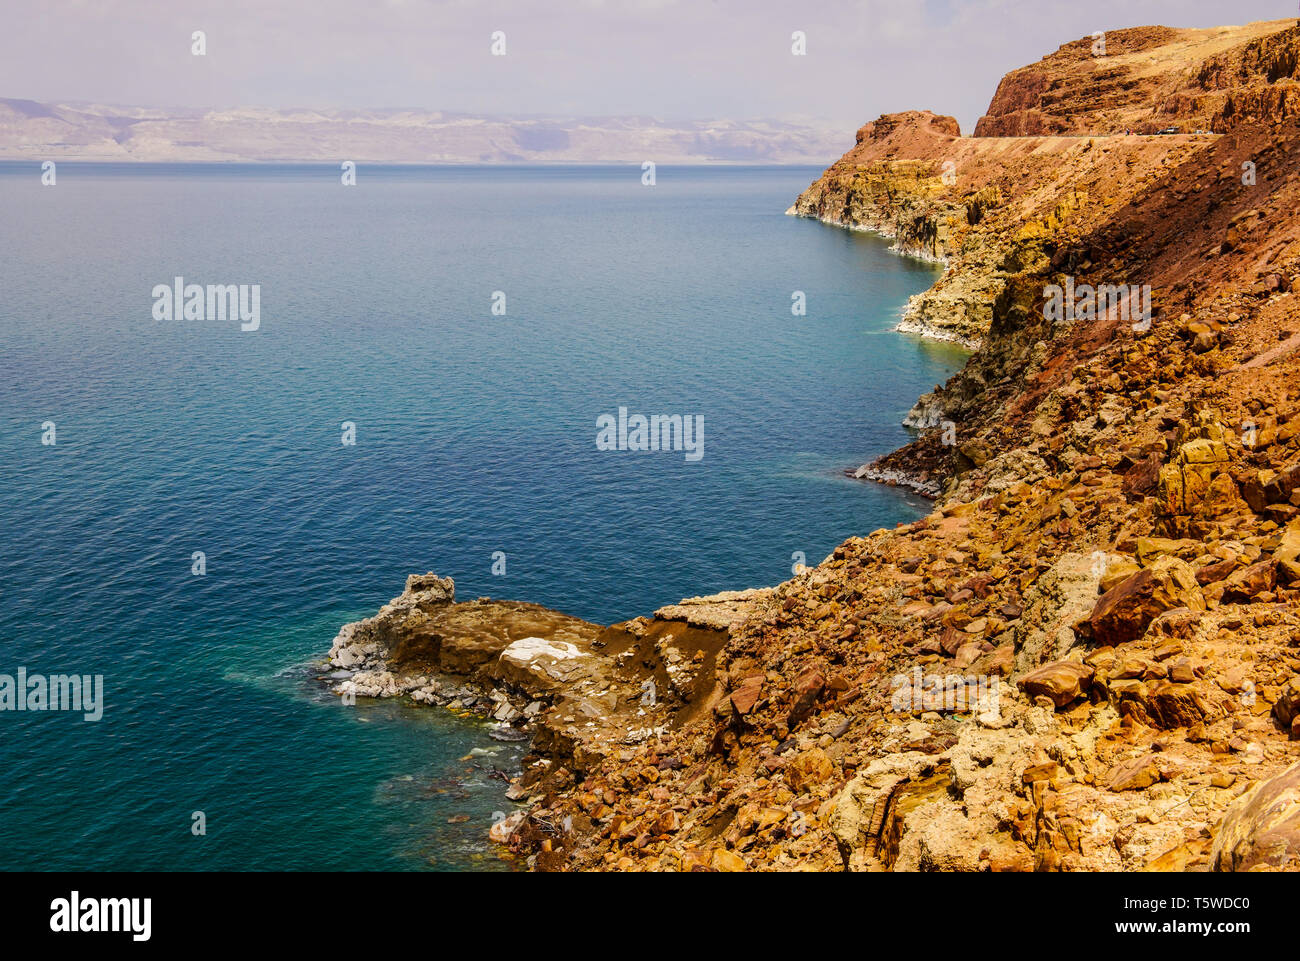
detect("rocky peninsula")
[325,19,1300,871]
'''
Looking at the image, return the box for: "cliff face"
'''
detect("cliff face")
[789,110,967,263]
[790,19,1300,350]
[789,113,1205,347]
[328,21,1300,873]
[975,20,1299,137]
[536,21,1300,872]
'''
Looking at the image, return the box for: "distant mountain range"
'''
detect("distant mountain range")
[0,97,848,164]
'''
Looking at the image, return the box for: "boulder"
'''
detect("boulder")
[1018,660,1095,708]
[1211,762,1300,871]
[489,811,526,844]
[1243,462,1300,513]
[1157,437,1239,523]
[1221,559,1278,601]
[1100,558,1142,593]
[1122,455,1162,497]
[1107,679,1232,729]
[787,667,826,729]
[1274,679,1300,731]
[1274,525,1300,583]
[1084,557,1204,646]
[489,636,591,695]
[1107,756,1164,792]
[709,849,748,872]
[730,675,765,716]
[786,748,834,793]
[404,572,456,603]
[1011,553,1105,673]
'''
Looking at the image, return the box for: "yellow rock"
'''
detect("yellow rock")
[710,849,748,872]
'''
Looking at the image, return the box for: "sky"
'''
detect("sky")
[2,0,1295,133]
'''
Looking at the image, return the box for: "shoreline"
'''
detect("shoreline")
[315,175,960,863]
[787,208,983,350]
[786,205,950,267]
[787,206,974,496]
[319,575,755,861]
[894,315,982,351]
[845,464,941,499]
[477,20,1300,872]
[780,205,977,504]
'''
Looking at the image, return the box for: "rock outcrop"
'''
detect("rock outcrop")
[323,575,764,851]
[791,18,1300,357]
[974,21,1299,137]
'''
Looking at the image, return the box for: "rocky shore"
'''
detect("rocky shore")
[326,19,1300,871]
[322,574,766,856]
[846,464,942,500]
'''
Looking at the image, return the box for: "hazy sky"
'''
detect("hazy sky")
[2,0,1294,133]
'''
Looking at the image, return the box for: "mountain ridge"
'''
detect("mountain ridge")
[0,97,849,164]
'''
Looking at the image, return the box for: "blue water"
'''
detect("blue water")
[0,163,962,870]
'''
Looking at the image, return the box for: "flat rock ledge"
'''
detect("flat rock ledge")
[322,574,768,851]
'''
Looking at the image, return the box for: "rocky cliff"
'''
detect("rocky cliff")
[788,110,1209,349]
[975,20,1300,137]
[790,19,1300,350]
[326,19,1300,872]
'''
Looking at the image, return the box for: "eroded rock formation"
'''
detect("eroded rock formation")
[326,18,1300,871]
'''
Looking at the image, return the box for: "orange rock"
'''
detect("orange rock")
[709,849,748,872]
[1106,756,1164,791]
[1086,557,1204,645]
[730,675,764,716]
[1018,661,1095,708]
[786,748,834,794]
[1212,762,1300,871]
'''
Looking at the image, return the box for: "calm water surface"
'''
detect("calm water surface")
[0,163,963,869]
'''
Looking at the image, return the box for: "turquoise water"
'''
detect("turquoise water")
[0,163,962,870]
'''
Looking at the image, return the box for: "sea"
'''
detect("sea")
[0,162,963,870]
